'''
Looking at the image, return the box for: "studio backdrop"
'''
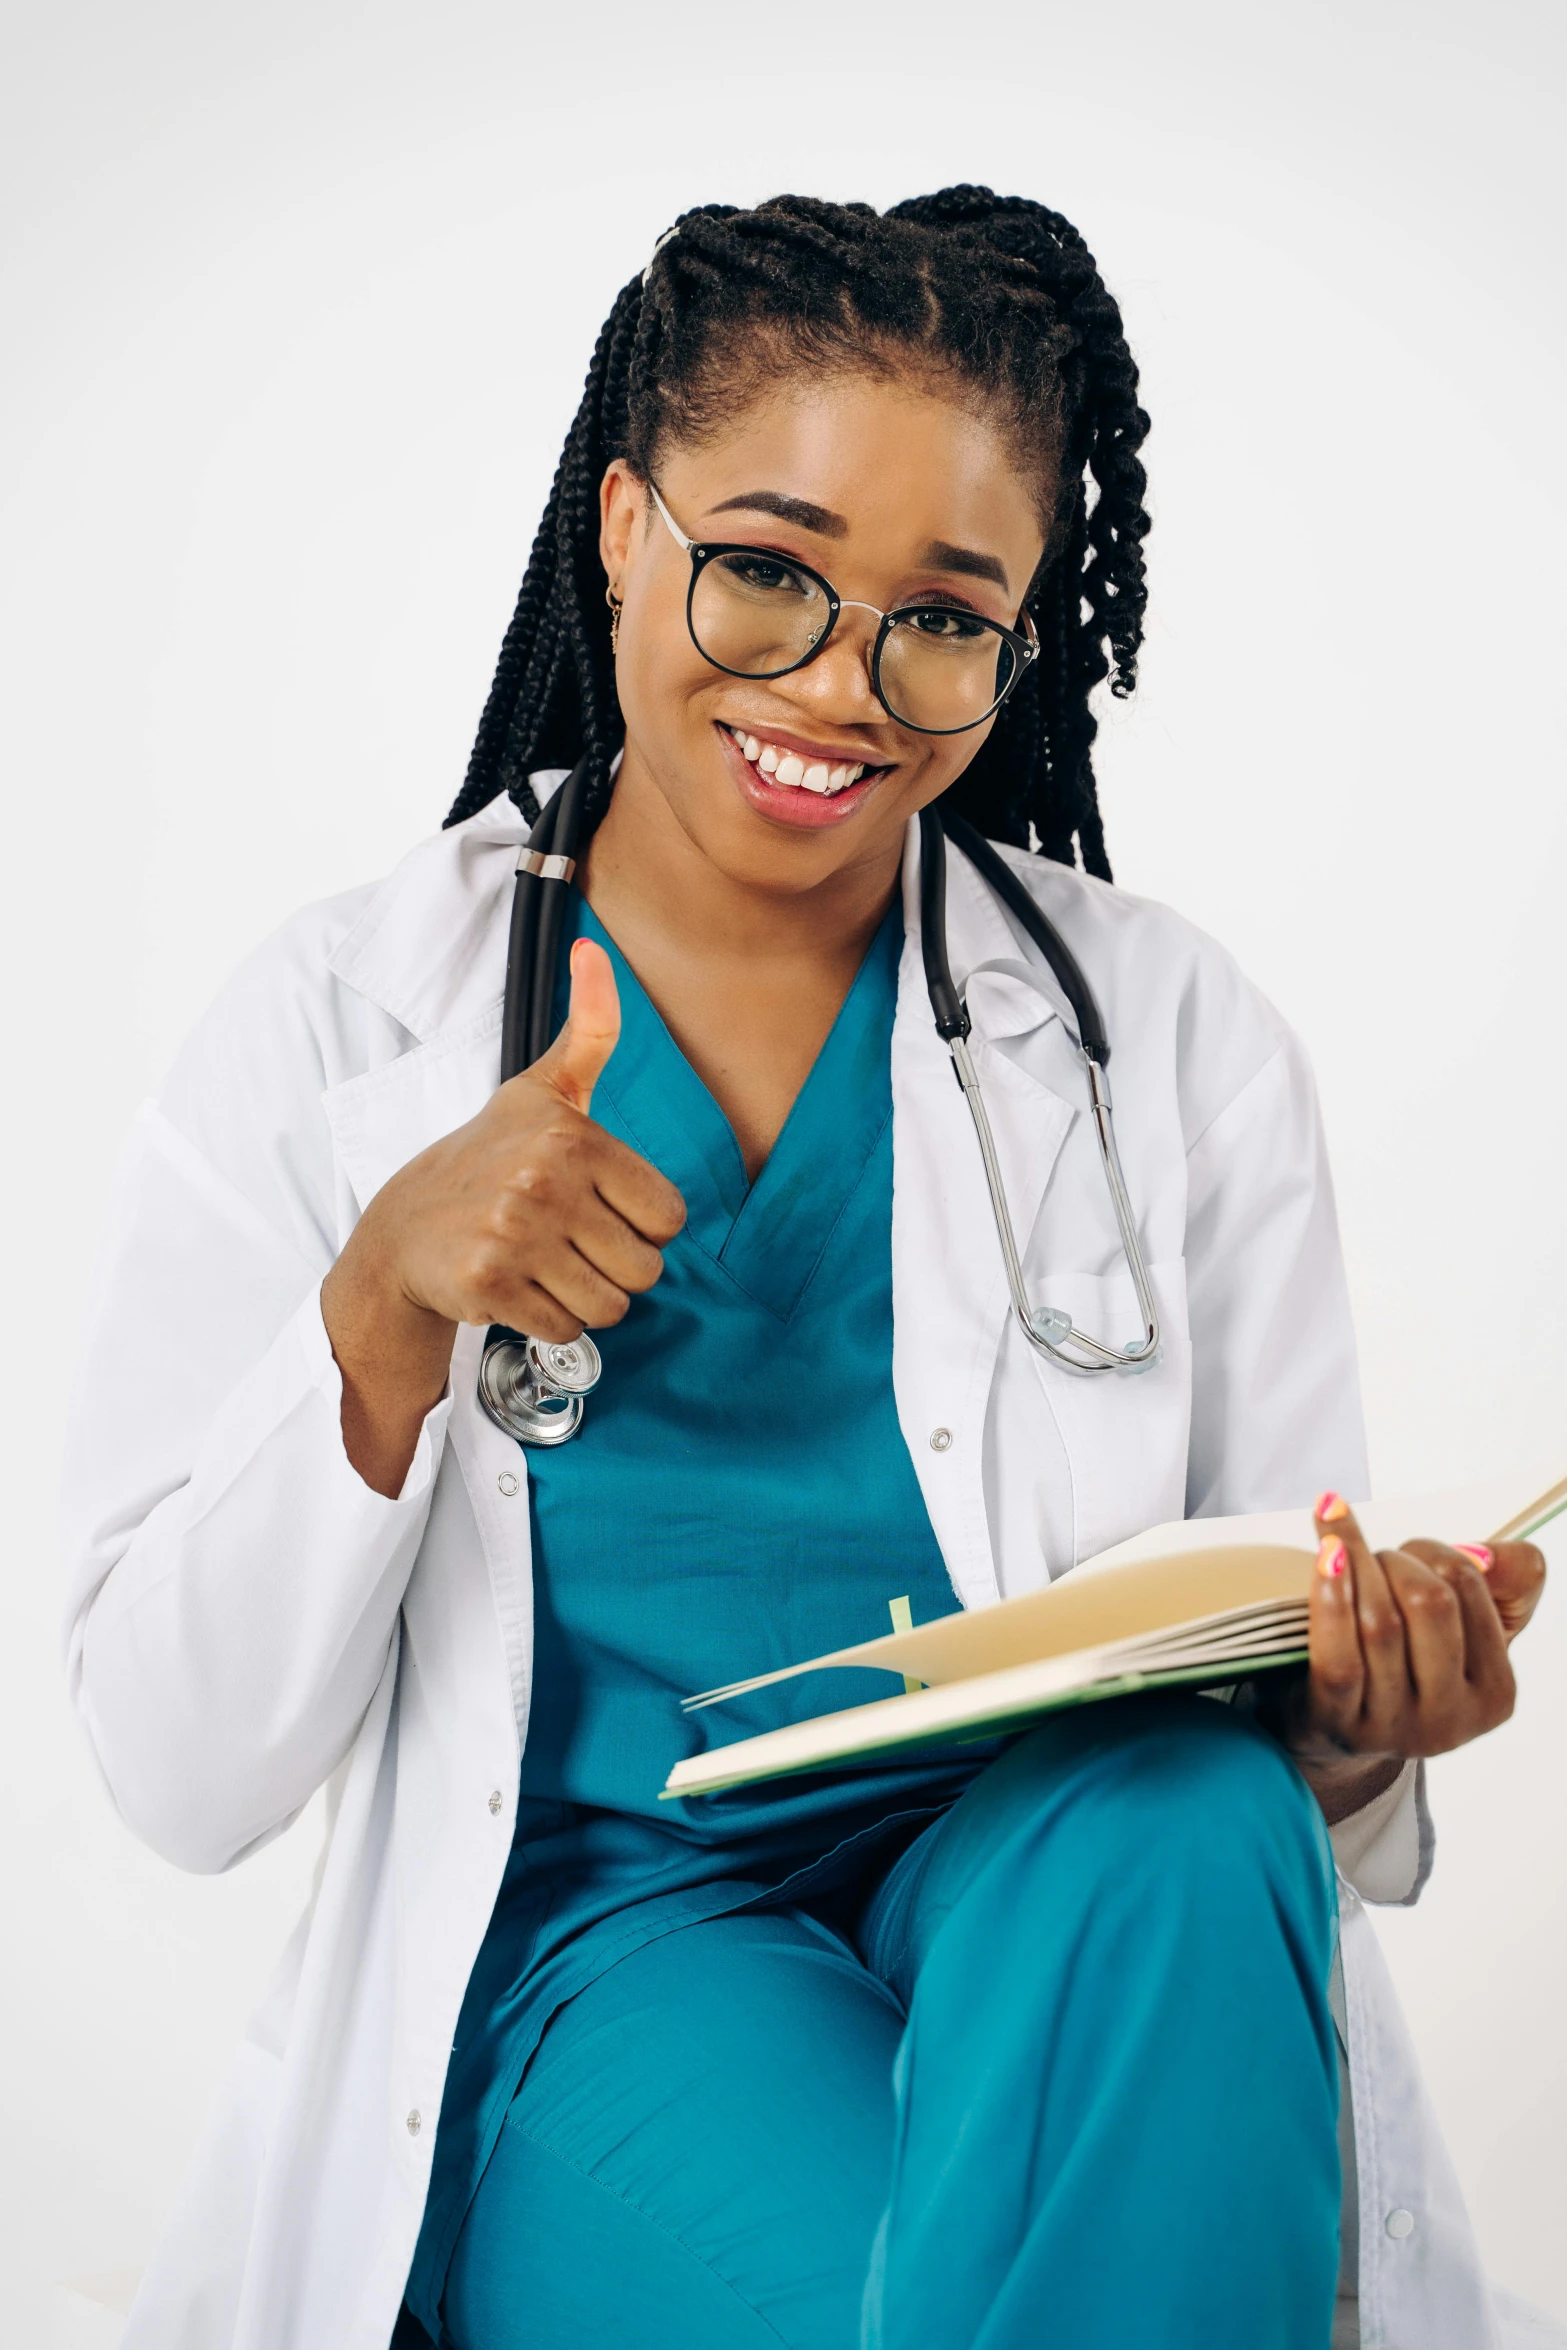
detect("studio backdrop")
[2,0,1563,2338]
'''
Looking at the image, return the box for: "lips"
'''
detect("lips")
[716,722,888,830]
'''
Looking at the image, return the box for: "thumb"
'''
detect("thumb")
[531,937,620,1112]
[1468,1539,1547,1643]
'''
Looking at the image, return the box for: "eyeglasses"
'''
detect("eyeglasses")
[647,483,1039,737]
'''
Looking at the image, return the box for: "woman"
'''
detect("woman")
[64,190,1544,2350]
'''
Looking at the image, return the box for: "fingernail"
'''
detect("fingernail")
[1456,1543,1494,1571]
[1316,1537,1348,1579]
[1315,1491,1350,1523]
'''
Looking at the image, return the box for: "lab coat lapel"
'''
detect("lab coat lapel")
[891,819,1076,1610]
[323,1004,503,1217]
[319,797,524,1213]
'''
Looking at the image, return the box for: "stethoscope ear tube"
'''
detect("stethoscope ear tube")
[928,805,1161,1378]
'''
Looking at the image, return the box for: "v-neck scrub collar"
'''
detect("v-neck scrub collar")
[574,897,902,1325]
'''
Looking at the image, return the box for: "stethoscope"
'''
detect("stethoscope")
[478,761,1162,1448]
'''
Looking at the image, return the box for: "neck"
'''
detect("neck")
[580,747,904,980]
[576,742,907,1180]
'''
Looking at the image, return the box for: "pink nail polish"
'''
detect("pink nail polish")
[1456,1543,1494,1571]
[1316,1537,1348,1579]
[1315,1491,1349,1523]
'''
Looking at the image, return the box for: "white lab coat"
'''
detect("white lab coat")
[61,779,1513,2350]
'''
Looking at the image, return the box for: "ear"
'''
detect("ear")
[599,461,644,596]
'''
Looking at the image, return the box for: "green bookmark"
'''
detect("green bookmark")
[887,1595,922,1694]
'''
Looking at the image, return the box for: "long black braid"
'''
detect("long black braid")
[445,187,1149,881]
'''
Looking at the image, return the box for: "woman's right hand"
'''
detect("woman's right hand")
[322,938,686,1492]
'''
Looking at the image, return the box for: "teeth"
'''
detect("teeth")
[727,727,868,794]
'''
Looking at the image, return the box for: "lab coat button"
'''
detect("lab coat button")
[929,1427,953,1452]
[497,1471,520,1497]
[406,2110,422,2138]
[488,1790,503,1814]
[1385,2208,1414,2239]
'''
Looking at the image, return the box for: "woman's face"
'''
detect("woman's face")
[599,373,1049,898]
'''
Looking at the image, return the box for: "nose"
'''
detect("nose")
[787,603,889,723]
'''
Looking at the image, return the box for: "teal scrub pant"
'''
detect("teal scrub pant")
[442,1697,1342,2350]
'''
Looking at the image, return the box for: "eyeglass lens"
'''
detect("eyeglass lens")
[691,549,1020,732]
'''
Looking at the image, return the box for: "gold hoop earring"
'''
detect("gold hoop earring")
[605,586,622,656]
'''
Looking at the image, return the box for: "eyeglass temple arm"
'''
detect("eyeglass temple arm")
[646,481,693,552]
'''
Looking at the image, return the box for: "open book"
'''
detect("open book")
[661,1467,1566,1802]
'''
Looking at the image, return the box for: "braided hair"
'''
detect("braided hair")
[444,187,1149,878]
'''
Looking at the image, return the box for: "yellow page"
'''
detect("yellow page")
[684,1546,1312,1710]
[683,1460,1565,1716]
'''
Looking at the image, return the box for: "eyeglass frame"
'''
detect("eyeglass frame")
[644,481,1041,738]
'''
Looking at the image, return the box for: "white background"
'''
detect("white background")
[3,0,1565,2336]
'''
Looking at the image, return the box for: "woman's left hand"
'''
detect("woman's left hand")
[1266,1494,1546,1823]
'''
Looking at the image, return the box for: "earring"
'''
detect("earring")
[605,585,622,656]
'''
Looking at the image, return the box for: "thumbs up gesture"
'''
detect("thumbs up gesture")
[393,936,685,1343]
[324,938,687,1490]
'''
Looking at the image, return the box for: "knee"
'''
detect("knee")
[1001,1696,1331,1896]
[883,1699,1338,2009]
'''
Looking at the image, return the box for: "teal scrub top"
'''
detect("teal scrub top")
[406,895,990,2332]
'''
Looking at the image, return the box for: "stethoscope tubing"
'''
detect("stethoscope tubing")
[503,759,595,1083]
[926,808,1110,1066]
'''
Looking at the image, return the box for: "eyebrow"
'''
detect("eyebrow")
[708,490,848,537]
[919,539,1010,592]
[706,492,1010,593]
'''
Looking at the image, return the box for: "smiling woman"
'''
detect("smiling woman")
[63,187,1544,2350]
[446,191,1146,873]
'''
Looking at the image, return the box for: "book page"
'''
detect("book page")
[1084,1459,1566,1575]
[685,1545,1314,1709]
[683,1459,1564,1715]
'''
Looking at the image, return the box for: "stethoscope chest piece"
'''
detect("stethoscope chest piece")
[479,1330,603,1448]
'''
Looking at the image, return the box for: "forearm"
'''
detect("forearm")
[322,1223,457,1498]
[1247,1673,1406,1826]
[1292,1750,1404,1828]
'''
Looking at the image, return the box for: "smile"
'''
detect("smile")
[722,724,874,797]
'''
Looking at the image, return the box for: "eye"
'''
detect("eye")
[713,551,817,600]
[896,606,992,643]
